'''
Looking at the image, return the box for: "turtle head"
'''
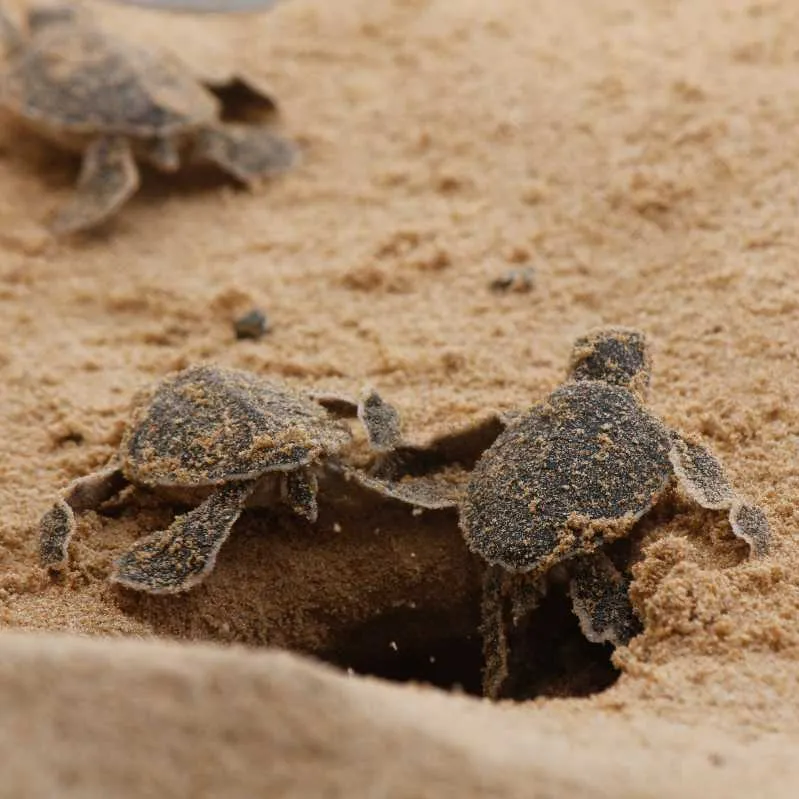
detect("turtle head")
[567,327,651,399]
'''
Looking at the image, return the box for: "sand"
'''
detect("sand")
[1,0,798,794]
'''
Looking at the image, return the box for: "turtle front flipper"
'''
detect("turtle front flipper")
[669,432,770,556]
[50,136,141,235]
[111,480,256,595]
[730,502,770,558]
[569,554,642,646]
[345,467,461,510]
[39,464,127,570]
[192,124,297,184]
[668,432,737,509]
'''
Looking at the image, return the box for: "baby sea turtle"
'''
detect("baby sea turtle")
[0,3,297,234]
[459,327,770,698]
[38,365,419,594]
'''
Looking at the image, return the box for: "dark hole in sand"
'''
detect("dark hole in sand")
[486,539,636,701]
[495,585,621,701]
[316,586,618,700]
[111,429,621,701]
[320,607,485,696]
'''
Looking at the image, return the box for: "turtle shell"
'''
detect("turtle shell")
[121,366,351,488]
[460,380,673,574]
[1,15,218,137]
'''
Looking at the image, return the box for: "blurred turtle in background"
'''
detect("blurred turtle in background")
[0,2,297,233]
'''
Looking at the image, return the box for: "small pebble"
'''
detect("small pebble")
[489,267,536,294]
[233,308,269,340]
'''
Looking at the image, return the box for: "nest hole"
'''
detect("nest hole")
[320,606,485,696]
[316,585,620,700]
[499,584,621,701]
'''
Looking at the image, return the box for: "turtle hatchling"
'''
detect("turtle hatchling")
[459,327,770,698]
[38,365,421,594]
[0,3,297,234]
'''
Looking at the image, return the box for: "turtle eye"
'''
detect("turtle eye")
[568,328,651,393]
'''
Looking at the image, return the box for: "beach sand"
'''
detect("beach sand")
[1,0,798,794]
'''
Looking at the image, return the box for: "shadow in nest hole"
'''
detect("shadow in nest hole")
[484,569,625,702]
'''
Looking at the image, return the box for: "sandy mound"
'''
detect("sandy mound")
[2,631,798,798]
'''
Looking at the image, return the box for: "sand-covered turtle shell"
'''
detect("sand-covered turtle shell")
[121,366,351,488]
[460,380,673,574]
[1,14,218,137]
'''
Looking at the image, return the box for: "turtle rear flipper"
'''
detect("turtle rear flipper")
[39,463,127,569]
[50,136,140,235]
[569,554,641,647]
[111,480,256,594]
[193,124,297,184]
